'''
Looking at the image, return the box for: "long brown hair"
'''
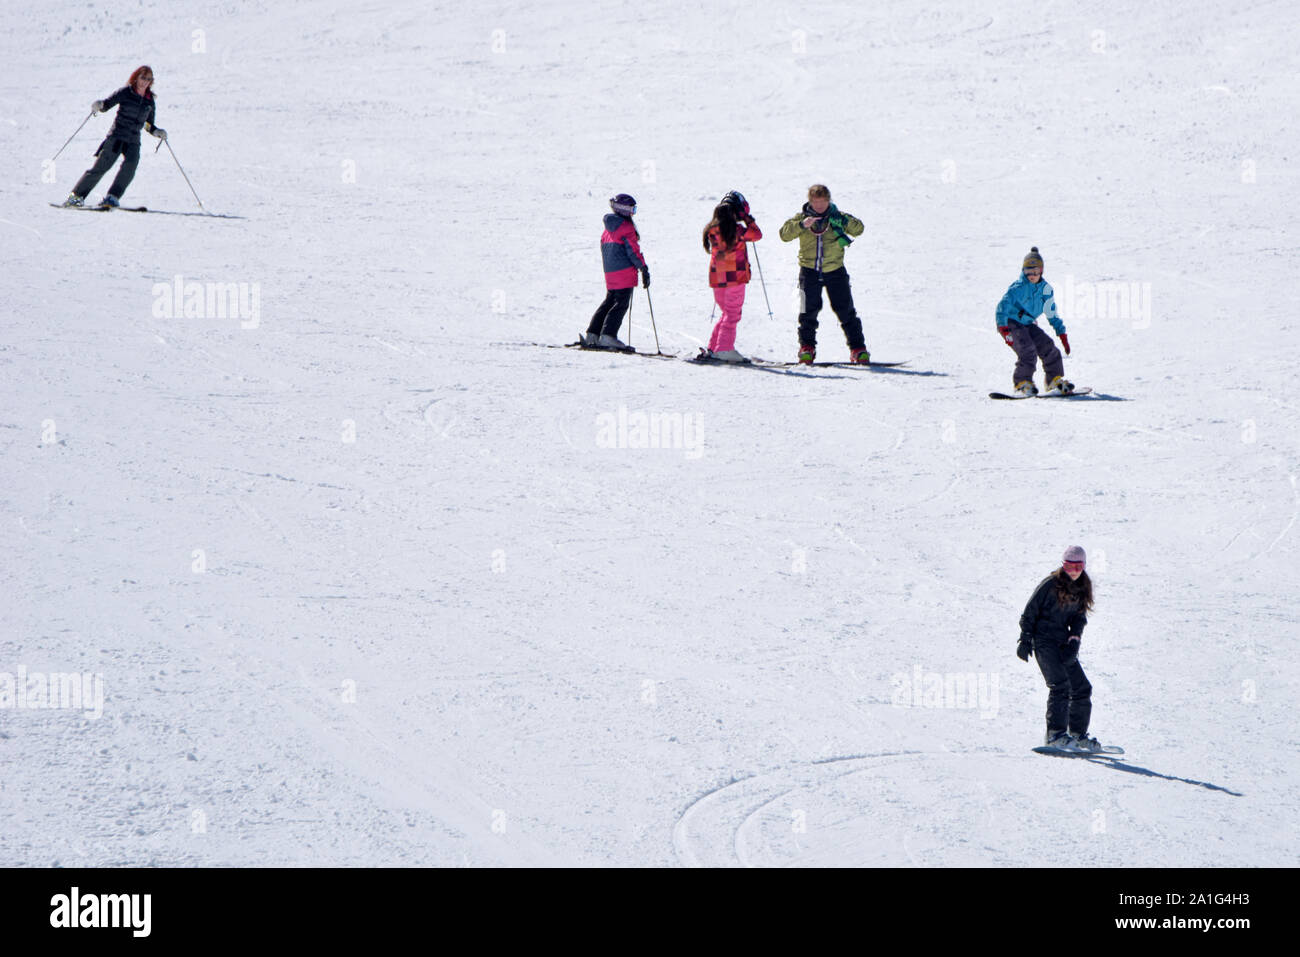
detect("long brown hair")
[1052,567,1094,612]
[128,65,155,96]
[702,203,739,252]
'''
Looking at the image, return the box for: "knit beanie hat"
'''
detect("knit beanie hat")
[1062,545,1086,564]
[1023,247,1044,271]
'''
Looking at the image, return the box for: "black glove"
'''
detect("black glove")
[641,267,650,289]
[1062,638,1080,663]
[1016,639,1033,662]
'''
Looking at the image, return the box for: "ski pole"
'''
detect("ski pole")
[750,241,774,319]
[627,288,634,349]
[52,111,94,161]
[644,286,661,354]
[163,139,205,210]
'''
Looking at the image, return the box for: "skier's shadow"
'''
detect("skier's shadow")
[1072,755,1241,795]
[861,366,947,377]
[751,365,853,381]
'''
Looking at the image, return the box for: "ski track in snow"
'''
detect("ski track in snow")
[674,747,1252,867]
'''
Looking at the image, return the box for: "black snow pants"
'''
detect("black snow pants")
[73,136,142,201]
[1033,638,1092,735]
[588,287,633,337]
[796,266,866,352]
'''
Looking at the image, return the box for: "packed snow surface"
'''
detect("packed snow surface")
[1,0,1296,865]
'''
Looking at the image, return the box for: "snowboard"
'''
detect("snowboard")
[990,387,1094,400]
[1033,744,1124,757]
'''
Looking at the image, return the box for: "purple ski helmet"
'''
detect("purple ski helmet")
[609,193,637,217]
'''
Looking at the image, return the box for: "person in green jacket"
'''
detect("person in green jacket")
[778,184,869,364]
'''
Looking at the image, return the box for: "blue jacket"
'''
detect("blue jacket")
[996,271,1065,335]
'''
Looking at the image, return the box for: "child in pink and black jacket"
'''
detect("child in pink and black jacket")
[701,190,762,363]
[583,194,649,350]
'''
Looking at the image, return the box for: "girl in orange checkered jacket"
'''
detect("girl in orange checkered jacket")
[700,191,763,363]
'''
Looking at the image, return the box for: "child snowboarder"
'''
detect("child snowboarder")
[778,184,869,364]
[63,66,167,208]
[583,194,649,350]
[1016,546,1105,752]
[995,247,1074,395]
[700,190,763,363]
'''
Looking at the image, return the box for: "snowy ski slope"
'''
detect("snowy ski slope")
[1,0,1296,866]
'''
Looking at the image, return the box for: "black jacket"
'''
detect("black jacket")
[1019,574,1088,647]
[101,86,157,140]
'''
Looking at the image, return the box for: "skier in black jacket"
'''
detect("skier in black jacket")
[1016,546,1105,752]
[63,66,167,208]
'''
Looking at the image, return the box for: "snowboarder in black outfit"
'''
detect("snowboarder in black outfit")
[63,66,167,208]
[1016,545,1106,752]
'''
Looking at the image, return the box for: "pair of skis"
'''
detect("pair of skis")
[564,341,908,368]
[690,350,909,369]
[49,202,243,219]
[563,341,675,360]
[52,201,149,213]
